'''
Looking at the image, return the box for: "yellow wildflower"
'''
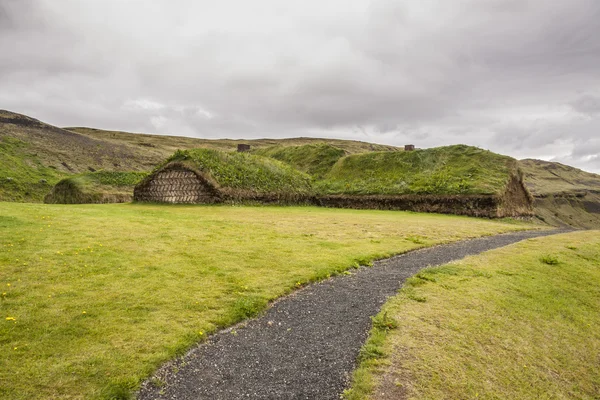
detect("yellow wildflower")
[6,317,16,321]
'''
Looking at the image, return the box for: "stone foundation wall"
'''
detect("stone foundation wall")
[134,166,220,204]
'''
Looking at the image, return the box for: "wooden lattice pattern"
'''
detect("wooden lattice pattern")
[134,167,219,203]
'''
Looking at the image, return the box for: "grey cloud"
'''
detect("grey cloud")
[571,94,600,116]
[1,0,599,172]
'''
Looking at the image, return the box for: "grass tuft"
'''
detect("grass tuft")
[539,254,560,265]
[230,295,269,321]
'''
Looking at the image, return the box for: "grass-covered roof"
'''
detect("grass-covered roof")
[315,145,520,195]
[161,149,313,195]
[253,144,347,178]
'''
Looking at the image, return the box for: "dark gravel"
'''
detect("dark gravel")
[137,229,565,400]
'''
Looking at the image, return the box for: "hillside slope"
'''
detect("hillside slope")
[67,127,398,156]
[0,110,398,202]
[519,159,600,196]
[0,110,159,201]
[0,110,159,172]
[519,159,600,228]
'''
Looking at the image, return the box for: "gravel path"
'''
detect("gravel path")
[137,229,565,400]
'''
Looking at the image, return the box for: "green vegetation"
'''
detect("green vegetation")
[0,136,66,202]
[345,231,600,400]
[0,110,156,202]
[317,145,519,195]
[532,193,600,229]
[1,109,399,202]
[161,148,313,195]
[0,203,535,399]
[518,159,600,229]
[254,144,347,178]
[44,171,148,204]
[519,158,600,196]
[3,108,598,227]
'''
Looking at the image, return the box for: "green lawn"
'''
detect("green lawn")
[346,230,600,400]
[0,203,535,399]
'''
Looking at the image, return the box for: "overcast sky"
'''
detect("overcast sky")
[1,0,599,172]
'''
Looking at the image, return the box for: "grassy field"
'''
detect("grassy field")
[0,109,398,202]
[0,203,535,399]
[345,230,600,400]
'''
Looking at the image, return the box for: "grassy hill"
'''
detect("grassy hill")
[0,110,398,202]
[518,159,600,228]
[0,135,66,202]
[67,126,398,155]
[44,171,147,204]
[316,145,519,196]
[519,159,600,196]
[0,110,158,202]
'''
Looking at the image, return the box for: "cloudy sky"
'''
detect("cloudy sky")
[1,0,599,172]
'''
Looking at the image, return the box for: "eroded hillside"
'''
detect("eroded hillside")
[519,159,600,228]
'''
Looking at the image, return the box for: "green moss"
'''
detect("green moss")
[164,148,313,195]
[316,145,518,195]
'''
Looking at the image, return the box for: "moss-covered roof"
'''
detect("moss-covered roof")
[315,145,520,195]
[161,149,313,195]
[253,144,347,178]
